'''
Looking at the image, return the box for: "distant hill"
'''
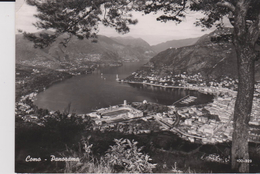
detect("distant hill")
[110,36,156,61]
[151,37,200,53]
[145,28,260,81]
[16,33,156,69]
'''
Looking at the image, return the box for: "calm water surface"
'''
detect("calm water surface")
[34,61,213,113]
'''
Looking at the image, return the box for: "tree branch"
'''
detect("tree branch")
[175,0,187,18]
[65,8,95,33]
[157,0,188,23]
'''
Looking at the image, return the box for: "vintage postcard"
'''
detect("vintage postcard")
[15,0,260,173]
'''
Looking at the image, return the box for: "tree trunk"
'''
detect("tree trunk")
[231,44,255,173]
[231,0,260,173]
[231,1,259,172]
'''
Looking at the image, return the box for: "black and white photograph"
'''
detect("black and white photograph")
[15,0,260,173]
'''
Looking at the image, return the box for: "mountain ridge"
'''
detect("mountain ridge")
[141,28,260,81]
[16,33,156,69]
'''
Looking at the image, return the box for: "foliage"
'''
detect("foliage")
[62,138,156,173]
[105,138,157,173]
[23,0,138,48]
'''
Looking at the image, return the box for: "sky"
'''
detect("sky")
[16,0,220,45]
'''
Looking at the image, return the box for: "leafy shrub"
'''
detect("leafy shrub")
[63,138,156,173]
[105,138,156,173]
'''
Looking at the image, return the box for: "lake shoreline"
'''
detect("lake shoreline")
[119,80,237,97]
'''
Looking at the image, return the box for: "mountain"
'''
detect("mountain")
[110,36,156,61]
[145,28,260,81]
[151,37,200,53]
[16,33,156,69]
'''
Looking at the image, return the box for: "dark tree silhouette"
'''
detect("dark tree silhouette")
[23,0,260,172]
[23,0,138,48]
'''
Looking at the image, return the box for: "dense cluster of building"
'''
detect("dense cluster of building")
[18,60,56,68]
[173,91,260,143]
[153,111,178,130]
[127,71,238,91]
[175,100,233,144]
[15,92,40,123]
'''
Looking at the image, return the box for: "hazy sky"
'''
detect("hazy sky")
[16,0,220,45]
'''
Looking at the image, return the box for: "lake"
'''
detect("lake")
[34,61,213,114]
